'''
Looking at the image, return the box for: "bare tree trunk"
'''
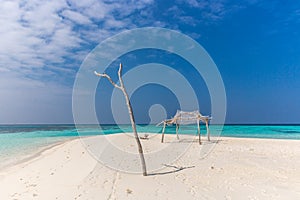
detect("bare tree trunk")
[121,88,147,176]
[94,63,147,176]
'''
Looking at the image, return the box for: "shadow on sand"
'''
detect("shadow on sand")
[147,164,195,176]
[162,138,221,144]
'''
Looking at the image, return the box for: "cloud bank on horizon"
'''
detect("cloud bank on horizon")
[0,0,299,124]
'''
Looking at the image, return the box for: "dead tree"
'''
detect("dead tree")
[94,63,147,176]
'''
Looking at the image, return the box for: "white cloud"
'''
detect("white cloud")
[174,0,245,24]
[0,0,155,123]
[183,0,208,8]
[61,10,92,25]
[0,0,155,75]
[104,17,127,29]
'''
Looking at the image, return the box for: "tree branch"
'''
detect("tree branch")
[94,71,122,90]
[118,63,124,88]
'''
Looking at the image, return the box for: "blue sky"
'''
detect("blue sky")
[0,0,299,124]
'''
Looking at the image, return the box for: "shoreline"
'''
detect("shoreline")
[1,133,300,173]
[0,137,78,173]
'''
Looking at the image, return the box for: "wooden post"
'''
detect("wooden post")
[205,119,210,141]
[161,122,166,143]
[176,123,179,140]
[197,119,201,145]
[95,63,147,176]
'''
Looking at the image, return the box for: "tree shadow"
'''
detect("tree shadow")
[147,164,195,176]
[163,138,221,144]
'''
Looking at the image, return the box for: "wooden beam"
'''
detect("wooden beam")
[176,123,179,140]
[197,119,201,145]
[161,122,166,143]
[205,119,210,141]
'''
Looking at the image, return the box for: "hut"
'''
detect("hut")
[158,110,211,144]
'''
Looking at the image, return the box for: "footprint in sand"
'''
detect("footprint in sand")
[175,173,187,182]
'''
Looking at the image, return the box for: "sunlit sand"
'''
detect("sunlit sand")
[0,133,299,199]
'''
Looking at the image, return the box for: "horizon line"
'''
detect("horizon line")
[1,123,300,126]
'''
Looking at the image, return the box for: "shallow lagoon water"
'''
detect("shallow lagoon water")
[0,124,299,169]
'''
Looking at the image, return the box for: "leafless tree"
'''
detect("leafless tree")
[94,63,147,176]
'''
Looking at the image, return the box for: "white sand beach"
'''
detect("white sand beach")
[0,133,300,199]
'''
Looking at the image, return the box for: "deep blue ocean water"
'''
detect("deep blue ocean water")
[0,124,300,169]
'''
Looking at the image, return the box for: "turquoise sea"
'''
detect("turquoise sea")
[0,124,300,169]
